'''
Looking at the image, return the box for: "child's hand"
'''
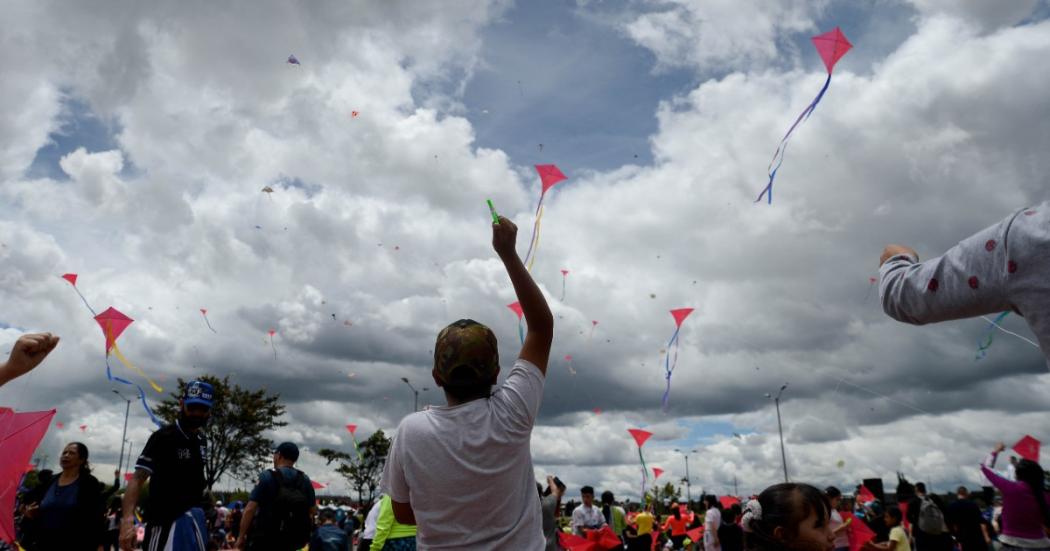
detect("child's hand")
[492,216,518,259]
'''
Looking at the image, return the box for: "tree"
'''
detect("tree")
[155,375,286,490]
[318,429,391,509]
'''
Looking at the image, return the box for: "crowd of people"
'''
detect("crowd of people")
[4,205,1049,550]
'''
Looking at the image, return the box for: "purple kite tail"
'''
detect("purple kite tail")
[756,73,832,204]
[105,357,163,427]
[661,326,682,410]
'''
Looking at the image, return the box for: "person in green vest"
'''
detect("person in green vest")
[602,491,628,547]
[371,494,417,551]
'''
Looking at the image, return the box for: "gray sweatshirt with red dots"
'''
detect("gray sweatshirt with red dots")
[879,203,1049,365]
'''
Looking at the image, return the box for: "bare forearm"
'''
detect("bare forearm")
[501,252,553,334]
[122,477,142,520]
[239,502,258,540]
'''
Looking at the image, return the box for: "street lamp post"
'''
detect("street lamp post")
[765,383,790,483]
[112,390,132,485]
[400,378,430,412]
[673,448,698,503]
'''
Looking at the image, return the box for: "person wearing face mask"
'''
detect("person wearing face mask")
[742,483,836,551]
[21,442,106,550]
[120,380,215,551]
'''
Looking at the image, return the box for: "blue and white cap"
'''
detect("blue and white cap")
[183,380,215,408]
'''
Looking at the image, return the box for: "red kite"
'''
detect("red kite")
[1013,434,1040,462]
[268,329,277,360]
[506,302,525,345]
[663,308,695,410]
[311,480,327,490]
[522,164,569,271]
[200,309,217,333]
[628,428,653,497]
[857,485,875,503]
[61,273,96,316]
[79,424,87,432]
[652,468,664,479]
[756,27,852,204]
[0,408,56,543]
[845,511,875,551]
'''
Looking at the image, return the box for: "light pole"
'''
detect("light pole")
[400,378,430,412]
[673,448,698,503]
[765,383,789,483]
[112,390,132,484]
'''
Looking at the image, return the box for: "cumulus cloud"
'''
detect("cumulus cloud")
[1,0,1047,498]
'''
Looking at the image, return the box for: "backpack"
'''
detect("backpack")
[918,496,947,535]
[252,468,313,549]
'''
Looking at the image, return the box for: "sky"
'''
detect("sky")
[1,0,1049,501]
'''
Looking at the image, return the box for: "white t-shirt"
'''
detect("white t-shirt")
[704,507,722,551]
[571,504,605,534]
[362,499,382,539]
[382,359,546,550]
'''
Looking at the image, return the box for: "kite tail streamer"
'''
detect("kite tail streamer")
[71,286,98,316]
[111,341,164,393]
[523,198,545,271]
[105,358,163,427]
[202,314,218,334]
[638,448,649,499]
[661,327,682,410]
[561,277,566,302]
[976,311,1011,360]
[271,336,278,360]
[517,318,525,345]
[756,73,832,204]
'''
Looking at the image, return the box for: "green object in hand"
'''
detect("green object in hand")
[487,199,500,224]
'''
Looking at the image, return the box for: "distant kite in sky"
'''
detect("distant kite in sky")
[628,428,654,498]
[976,311,1011,360]
[864,276,877,302]
[588,320,598,344]
[564,354,576,376]
[507,302,524,345]
[200,309,217,333]
[61,274,96,315]
[560,269,569,301]
[79,424,87,432]
[756,27,852,204]
[351,111,359,118]
[522,165,568,272]
[287,54,300,66]
[346,423,363,460]
[652,467,664,480]
[268,329,278,360]
[662,308,695,410]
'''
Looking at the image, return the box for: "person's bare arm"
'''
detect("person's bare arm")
[391,500,416,525]
[120,469,148,550]
[0,333,59,387]
[492,216,553,374]
[235,501,259,549]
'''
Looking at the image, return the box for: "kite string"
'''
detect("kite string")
[202,313,218,334]
[523,197,545,271]
[979,315,1040,349]
[834,377,933,416]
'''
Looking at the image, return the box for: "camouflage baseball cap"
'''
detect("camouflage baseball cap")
[433,319,499,387]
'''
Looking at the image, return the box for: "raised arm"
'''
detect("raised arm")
[492,216,554,374]
[0,333,59,388]
[879,213,1016,325]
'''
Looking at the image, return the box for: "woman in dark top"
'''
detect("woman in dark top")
[23,442,105,551]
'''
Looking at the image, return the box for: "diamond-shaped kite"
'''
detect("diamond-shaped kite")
[1013,434,1040,463]
[0,408,55,543]
[522,164,569,271]
[662,308,695,410]
[506,302,525,345]
[756,27,852,204]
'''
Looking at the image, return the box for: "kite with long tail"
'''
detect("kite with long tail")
[62,274,163,426]
[507,302,525,345]
[560,269,569,301]
[268,329,278,360]
[756,27,852,204]
[662,308,695,410]
[200,309,217,333]
[628,428,654,499]
[522,165,568,271]
[976,311,1011,360]
[346,424,363,461]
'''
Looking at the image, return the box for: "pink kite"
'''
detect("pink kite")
[652,467,664,479]
[857,485,876,503]
[845,511,875,551]
[55,422,64,429]
[564,354,576,375]
[0,408,56,544]
[662,308,695,410]
[79,424,87,432]
[719,495,741,509]
[756,27,852,204]
[311,480,327,490]
[200,309,217,333]
[507,302,525,345]
[93,307,164,428]
[1013,434,1041,463]
[522,164,569,271]
[61,273,96,316]
[592,408,602,415]
[268,329,278,360]
[628,428,653,497]
[345,424,357,435]
[560,269,569,301]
